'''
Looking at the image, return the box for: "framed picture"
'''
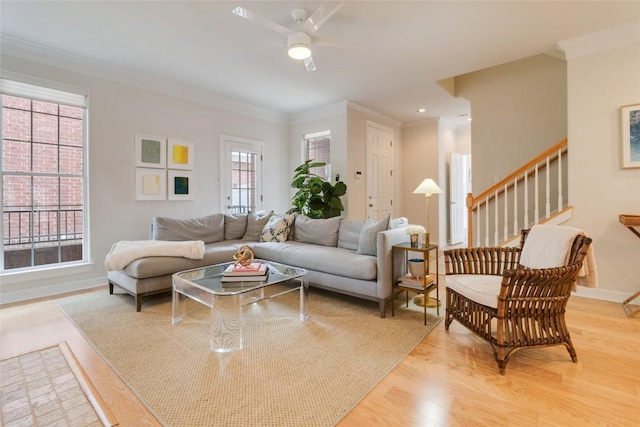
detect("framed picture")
[168,170,195,201]
[167,138,195,170]
[135,134,166,169]
[135,168,166,201]
[621,103,640,169]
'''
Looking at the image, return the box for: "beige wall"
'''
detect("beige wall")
[1,54,289,302]
[456,54,567,192]
[400,120,441,243]
[566,42,640,297]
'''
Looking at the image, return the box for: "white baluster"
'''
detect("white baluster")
[534,165,539,224]
[545,156,551,218]
[494,190,499,246]
[485,197,490,247]
[558,148,563,210]
[504,184,508,242]
[513,176,518,237]
[524,170,529,228]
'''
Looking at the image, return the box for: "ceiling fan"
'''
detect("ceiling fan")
[232,1,345,72]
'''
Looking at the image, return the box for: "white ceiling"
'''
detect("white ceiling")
[1,1,639,124]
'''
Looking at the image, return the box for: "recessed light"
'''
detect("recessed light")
[417,108,426,113]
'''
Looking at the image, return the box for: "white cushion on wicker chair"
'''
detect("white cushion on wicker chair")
[445,274,503,309]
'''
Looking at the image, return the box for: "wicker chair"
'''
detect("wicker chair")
[444,228,592,374]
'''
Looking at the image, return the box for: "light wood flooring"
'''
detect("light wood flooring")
[1,280,639,426]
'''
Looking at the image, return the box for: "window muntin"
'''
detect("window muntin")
[2,89,86,271]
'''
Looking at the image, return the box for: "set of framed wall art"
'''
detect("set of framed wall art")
[134,134,195,201]
[621,104,640,169]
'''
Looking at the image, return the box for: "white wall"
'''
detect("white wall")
[566,42,640,299]
[1,54,289,303]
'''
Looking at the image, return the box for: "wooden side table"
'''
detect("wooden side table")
[619,214,640,317]
[391,242,439,325]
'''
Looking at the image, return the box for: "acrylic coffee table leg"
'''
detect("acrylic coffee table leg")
[299,279,309,321]
[210,294,242,352]
[172,288,186,325]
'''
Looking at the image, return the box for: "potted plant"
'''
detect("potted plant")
[288,160,347,219]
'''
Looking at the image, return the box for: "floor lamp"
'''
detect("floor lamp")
[412,178,443,308]
[412,178,443,246]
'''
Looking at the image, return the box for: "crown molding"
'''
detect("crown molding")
[556,20,640,60]
[0,35,288,124]
[287,100,348,125]
[346,101,402,127]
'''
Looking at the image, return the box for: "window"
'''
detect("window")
[303,130,331,181]
[1,78,87,271]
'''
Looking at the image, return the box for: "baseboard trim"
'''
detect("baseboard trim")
[573,286,636,304]
[0,277,106,305]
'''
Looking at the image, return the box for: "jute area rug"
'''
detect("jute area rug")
[56,287,441,427]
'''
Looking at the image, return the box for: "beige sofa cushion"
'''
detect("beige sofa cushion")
[152,214,224,243]
[294,216,342,247]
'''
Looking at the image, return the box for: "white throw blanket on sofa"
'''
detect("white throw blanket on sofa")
[104,240,205,271]
[519,225,598,288]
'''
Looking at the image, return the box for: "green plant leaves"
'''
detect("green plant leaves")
[289,159,347,219]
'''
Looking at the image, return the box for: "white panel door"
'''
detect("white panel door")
[220,135,263,214]
[366,122,393,220]
[449,152,465,245]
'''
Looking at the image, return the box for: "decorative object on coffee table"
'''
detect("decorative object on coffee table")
[233,245,254,266]
[412,178,443,245]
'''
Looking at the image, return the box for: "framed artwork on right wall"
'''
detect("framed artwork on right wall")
[621,103,640,169]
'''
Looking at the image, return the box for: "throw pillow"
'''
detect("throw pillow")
[152,214,224,243]
[356,215,390,256]
[389,217,408,229]
[259,213,296,242]
[224,213,248,240]
[337,219,365,251]
[242,211,274,241]
[293,216,342,247]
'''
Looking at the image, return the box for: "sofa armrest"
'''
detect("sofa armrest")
[376,226,411,299]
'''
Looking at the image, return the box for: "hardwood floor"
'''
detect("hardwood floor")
[1,283,638,427]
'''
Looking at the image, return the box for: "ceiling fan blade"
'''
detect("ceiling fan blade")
[301,1,344,34]
[313,35,357,49]
[304,56,317,72]
[232,6,292,36]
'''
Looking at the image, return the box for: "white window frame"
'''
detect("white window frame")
[1,72,89,275]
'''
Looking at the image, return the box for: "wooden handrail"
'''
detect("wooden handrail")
[466,138,569,246]
[471,138,567,203]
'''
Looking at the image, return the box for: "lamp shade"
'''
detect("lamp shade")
[412,178,443,196]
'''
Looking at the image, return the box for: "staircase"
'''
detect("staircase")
[466,139,571,247]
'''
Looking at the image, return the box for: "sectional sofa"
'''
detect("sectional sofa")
[106,211,410,316]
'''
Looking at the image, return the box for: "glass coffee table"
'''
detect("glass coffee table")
[172,260,308,352]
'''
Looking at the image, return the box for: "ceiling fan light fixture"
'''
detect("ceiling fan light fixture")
[287,32,312,60]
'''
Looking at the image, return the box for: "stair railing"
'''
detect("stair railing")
[466,138,569,247]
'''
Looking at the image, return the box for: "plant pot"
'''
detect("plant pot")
[408,258,425,279]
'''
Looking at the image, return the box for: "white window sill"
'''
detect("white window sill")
[0,262,95,285]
